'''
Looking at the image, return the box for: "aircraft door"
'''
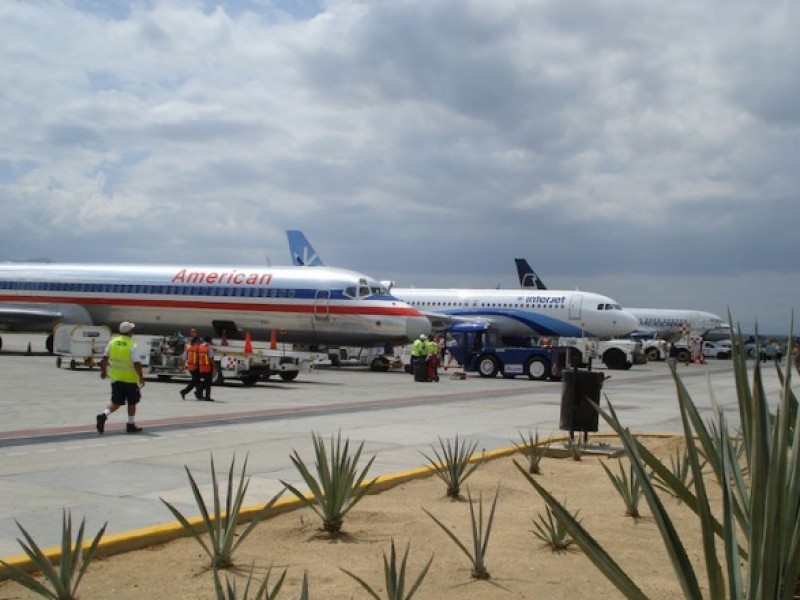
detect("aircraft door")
[313,290,331,321]
[568,294,582,320]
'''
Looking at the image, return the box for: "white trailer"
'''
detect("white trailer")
[53,324,112,370]
[557,337,645,370]
[144,336,310,386]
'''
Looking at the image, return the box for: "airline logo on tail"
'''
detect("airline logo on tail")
[287,230,324,267]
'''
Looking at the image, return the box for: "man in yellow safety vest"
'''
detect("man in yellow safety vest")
[96,321,145,434]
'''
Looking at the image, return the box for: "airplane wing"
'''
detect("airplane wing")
[0,306,64,326]
[420,311,490,332]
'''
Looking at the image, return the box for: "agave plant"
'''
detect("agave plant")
[212,561,286,600]
[563,438,585,461]
[161,454,284,569]
[0,510,106,600]
[515,315,800,599]
[651,445,697,501]
[340,538,433,599]
[511,429,549,475]
[423,484,500,580]
[601,458,644,519]
[281,431,377,535]
[419,435,484,499]
[531,504,578,553]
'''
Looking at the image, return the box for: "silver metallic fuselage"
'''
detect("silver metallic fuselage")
[0,263,430,346]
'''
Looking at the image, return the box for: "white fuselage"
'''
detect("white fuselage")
[0,263,430,346]
[393,288,639,339]
[628,308,729,337]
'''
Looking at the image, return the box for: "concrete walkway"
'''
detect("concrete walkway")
[0,332,788,560]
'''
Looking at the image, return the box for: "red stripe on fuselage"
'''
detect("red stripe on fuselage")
[0,294,424,317]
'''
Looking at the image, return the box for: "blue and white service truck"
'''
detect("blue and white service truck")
[446,325,579,381]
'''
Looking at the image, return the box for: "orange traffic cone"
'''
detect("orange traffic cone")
[244,331,253,354]
[269,329,277,350]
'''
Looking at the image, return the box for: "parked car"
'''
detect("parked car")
[702,340,732,359]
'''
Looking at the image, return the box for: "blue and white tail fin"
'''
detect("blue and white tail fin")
[515,258,548,290]
[287,230,325,267]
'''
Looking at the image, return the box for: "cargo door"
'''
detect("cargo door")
[568,294,582,320]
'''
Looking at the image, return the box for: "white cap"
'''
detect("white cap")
[119,321,136,334]
[420,334,427,340]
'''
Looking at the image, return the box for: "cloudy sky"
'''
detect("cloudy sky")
[1,0,798,334]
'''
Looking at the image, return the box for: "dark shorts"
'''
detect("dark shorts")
[110,381,141,406]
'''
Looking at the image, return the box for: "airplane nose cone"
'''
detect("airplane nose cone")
[406,314,431,342]
[618,310,639,335]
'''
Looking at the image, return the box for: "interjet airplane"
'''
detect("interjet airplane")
[513,257,729,337]
[287,231,639,339]
[0,262,431,352]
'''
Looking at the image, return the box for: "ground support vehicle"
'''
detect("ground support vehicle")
[701,340,732,359]
[323,346,405,371]
[53,324,111,370]
[638,338,667,362]
[557,337,644,370]
[145,336,307,386]
[446,326,574,381]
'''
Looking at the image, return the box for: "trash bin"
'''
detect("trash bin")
[559,369,604,434]
[413,357,429,382]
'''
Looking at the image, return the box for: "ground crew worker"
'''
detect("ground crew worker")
[179,336,202,400]
[411,334,428,370]
[197,336,216,401]
[96,321,144,434]
[426,335,440,382]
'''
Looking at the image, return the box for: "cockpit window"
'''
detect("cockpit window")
[344,286,356,298]
[597,303,623,311]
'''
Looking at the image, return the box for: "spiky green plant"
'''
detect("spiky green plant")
[423,484,500,580]
[298,571,310,599]
[281,431,377,535]
[564,439,584,461]
[419,435,484,499]
[212,561,286,599]
[651,446,697,501]
[515,314,800,599]
[531,504,578,553]
[601,458,644,518]
[511,429,549,475]
[0,510,106,600]
[161,454,284,569]
[340,539,433,599]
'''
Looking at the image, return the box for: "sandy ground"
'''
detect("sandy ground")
[0,436,716,599]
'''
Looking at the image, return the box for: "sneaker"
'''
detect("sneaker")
[204,398,215,402]
[96,413,107,434]
[126,423,143,433]
[180,391,187,400]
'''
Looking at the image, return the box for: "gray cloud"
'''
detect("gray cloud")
[0,0,797,333]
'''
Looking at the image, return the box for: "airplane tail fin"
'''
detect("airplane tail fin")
[287,230,325,267]
[515,258,548,290]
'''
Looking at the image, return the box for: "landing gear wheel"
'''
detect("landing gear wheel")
[279,371,299,381]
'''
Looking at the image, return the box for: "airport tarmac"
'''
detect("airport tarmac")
[0,332,789,561]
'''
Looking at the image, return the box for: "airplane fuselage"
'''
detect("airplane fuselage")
[628,308,729,337]
[393,288,639,339]
[0,263,430,346]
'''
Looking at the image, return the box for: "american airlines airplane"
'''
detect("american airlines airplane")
[286,231,639,339]
[0,263,431,352]
[514,258,729,337]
